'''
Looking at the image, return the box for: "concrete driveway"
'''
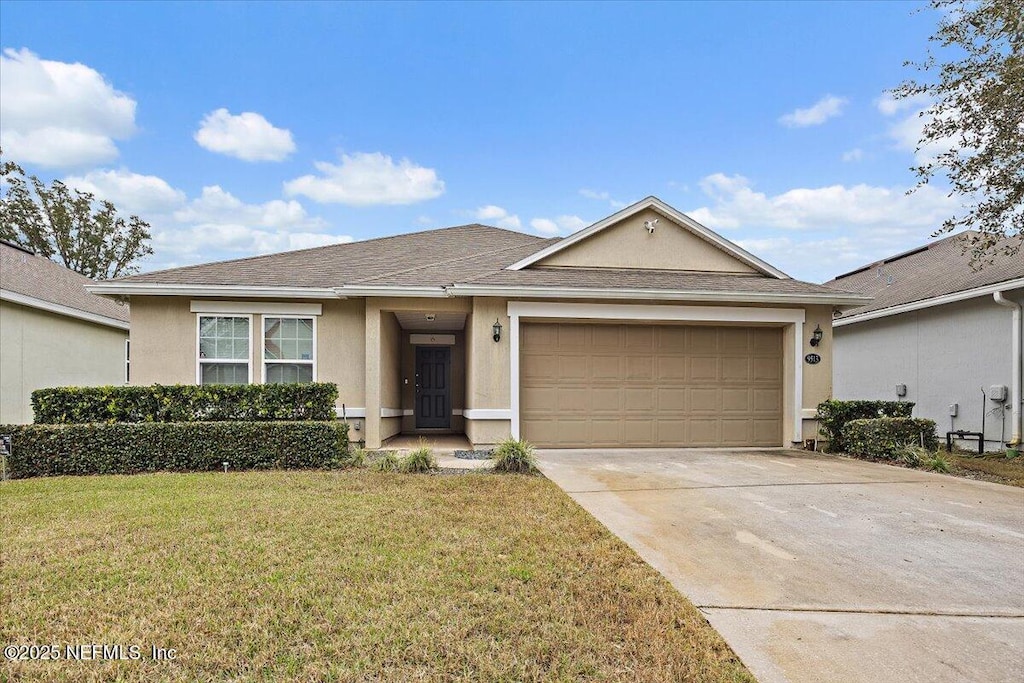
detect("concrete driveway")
[537,448,1024,683]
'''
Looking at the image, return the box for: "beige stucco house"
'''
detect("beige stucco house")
[89,197,868,449]
[1,240,130,423]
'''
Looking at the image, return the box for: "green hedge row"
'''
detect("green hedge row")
[0,421,349,478]
[842,417,938,459]
[31,383,339,424]
[816,399,916,453]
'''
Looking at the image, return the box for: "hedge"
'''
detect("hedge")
[0,421,349,478]
[816,399,916,453]
[842,417,938,460]
[31,383,338,424]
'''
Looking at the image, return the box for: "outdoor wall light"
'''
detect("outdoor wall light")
[492,319,503,343]
[810,324,823,347]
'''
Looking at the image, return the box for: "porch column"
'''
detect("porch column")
[364,303,381,449]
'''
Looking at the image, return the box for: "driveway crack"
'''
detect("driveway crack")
[697,605,1024,618]
[565,480,936,494]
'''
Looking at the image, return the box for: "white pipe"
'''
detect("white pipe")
[993,291,1022,446]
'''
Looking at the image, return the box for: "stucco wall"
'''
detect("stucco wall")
[0,301,128,424]
[379,311,402,441]
[537,208,758,273]
[834,294,1022,449]
[128,296,367,426]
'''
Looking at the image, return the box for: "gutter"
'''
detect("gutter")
[993,291,1022,446]
[1,289,130,330]
[86,283,340,299]
[446,284,871,306]
[834,277,1024,327]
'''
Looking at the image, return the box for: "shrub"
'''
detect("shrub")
[398,446,438,473]
[343,446,369,469]
[842,417,938,459]
[816,399,916,453]
[925,453,952,473]
[0,421,348,479]
[31,383,339,424]
[371,451,400,472]
[493,437,539,474]
[895,443,928,467]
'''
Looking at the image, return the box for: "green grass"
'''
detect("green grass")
[0,471,752,682]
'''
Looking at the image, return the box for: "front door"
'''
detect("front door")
[415,346,451,429]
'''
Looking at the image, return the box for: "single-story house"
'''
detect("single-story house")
[0,240,131,423]
[89,196,868,449]
[826,231,1023,450]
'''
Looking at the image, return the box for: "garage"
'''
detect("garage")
[520,322,783,447]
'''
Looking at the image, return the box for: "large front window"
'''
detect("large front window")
[263,317,315,383]
[198,315,251,384]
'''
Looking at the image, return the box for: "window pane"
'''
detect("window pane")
[263,317,313,361]
[265,363,313,384]
[199,316,249,360]
[201,363,248,385]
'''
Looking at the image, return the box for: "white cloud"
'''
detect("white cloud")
[194,108,295,162]
[841,148,864,162]
[778,95,848,128]
[579,188,627,209]
[173,185,327,231]
[684,172,965,281]
[474,205,521,230]
[63,169,186,214]
[529,215,588,236]
[0,48,136,167]
[284,152,444,205]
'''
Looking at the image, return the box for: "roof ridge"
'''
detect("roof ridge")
[349,237,558,285]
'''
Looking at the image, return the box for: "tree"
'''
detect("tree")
[890,0,1022,260]
[0,158,153,280]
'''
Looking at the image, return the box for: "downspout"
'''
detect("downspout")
[993,291,1022,446]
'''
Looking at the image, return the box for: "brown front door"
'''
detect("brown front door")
[415,346,451,429]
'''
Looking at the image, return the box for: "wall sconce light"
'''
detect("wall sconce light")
[492,318,502,343]
[810,324,823,347]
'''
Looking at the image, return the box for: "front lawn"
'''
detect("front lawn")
[0,471,752,682]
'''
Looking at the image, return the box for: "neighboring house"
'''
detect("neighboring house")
[0,240,130,424]
[89,196,867,449]
[826,231,1023,450]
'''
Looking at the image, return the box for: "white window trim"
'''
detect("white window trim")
[125,339,130,385]
[190,300,323,316]
[195,313,254,385]
[260,314,317,384]
[506,301,806,445]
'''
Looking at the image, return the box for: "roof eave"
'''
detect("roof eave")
[446,284,871,306]
[1,289,130,330]
[86,283,342,299]
[834,277,1024,327]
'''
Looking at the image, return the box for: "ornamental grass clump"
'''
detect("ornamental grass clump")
[493,437,539,474]
[398,446,437,473]
[370,451,400,473]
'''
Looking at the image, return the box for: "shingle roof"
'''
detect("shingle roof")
[103,222,866,302]
[0,241,130,323]
[825,231,1024,318]
[115,224,553,288]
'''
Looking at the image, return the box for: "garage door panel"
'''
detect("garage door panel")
[521,323,782,448]
[624,387,655,411]
[722,357,751,381]
[690,356,719,381]
[657,355,688,379]
[722,388,751,412]
[626,356,654,380]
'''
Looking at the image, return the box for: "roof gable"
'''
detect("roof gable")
[507,196,788,278]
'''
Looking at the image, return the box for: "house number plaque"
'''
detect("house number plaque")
[804,353,821,365]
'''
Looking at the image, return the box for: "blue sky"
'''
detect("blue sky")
[0,1,958,282]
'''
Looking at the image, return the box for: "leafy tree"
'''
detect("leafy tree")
[0,158,153,279]
[890,0,1022,260]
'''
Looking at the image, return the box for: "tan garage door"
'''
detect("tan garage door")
[520,323,783,448]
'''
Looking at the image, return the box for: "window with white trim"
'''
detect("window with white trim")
[263,316,315,383]
[198,315,251,384]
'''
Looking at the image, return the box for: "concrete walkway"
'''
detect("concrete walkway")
[536,448,1024,683]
